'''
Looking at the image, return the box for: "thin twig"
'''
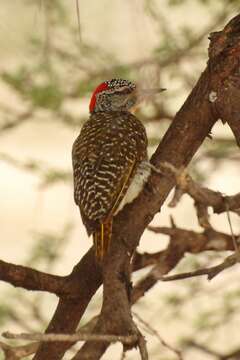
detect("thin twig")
[138,334,148,360]
[2,331,138,345]
[120,350,127,360]
[225,201,239,253]
[76,0,82,46]
[160,252,240,282]
[168,187,184,207]
[134,312,183,360]
[195,202,211,229]
[184,340,223,358]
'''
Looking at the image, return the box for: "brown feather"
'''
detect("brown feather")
[72,110,148,259]
[93,219,112,262]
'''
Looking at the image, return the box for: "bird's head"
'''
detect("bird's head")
[89,78,165,113]
[89,78,136,113]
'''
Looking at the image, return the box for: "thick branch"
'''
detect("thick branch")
[34,14,240,360]
[34,249,102,359]
[0,260,65,296]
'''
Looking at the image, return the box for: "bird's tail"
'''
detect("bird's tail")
[93,219,112,262]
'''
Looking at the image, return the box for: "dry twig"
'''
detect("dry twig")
[134,312,183,360]
[0,340,38,360]
[160,252,240,282]
[3,331,137,345]
[151,161,240,215]
[75,0,82,46]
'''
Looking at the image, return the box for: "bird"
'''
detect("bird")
[72,78,161,261]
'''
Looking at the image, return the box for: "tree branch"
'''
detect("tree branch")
[132,226,237,304]
[185,340,240,360]
[34,14,240,360]
[3,331,137,345]
[0,260,65,296]
[133,312,183,360]
[161,252,240,281]
[156,162,240,214]
[0,341,38,360]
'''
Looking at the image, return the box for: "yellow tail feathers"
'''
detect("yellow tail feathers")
[93,219,112,261]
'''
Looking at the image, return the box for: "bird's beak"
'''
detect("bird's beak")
[127,87,166,112]
[123,87,166,113]
[135,87,166,104]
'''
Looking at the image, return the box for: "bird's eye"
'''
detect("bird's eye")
[113,87,132,95]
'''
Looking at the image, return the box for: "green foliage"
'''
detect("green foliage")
[2,68,29,93]
[29,82,63,110]
[0,304,13,327]
[2,70,63,110]
[164,293,184,307]
[26,223,73,268]
[41,168,70,186]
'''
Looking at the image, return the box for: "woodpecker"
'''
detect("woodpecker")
[72,78,160,261]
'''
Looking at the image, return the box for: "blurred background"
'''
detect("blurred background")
[0,1,240,359]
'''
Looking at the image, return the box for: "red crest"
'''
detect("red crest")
[89,82,109,113]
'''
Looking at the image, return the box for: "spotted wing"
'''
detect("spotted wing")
[72,111,147,235]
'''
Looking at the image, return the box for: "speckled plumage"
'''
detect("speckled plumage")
[72,79,150,260]
[72,110,148,230]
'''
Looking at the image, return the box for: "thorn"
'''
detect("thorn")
[170,215,176,228]
[207,132,213,140]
